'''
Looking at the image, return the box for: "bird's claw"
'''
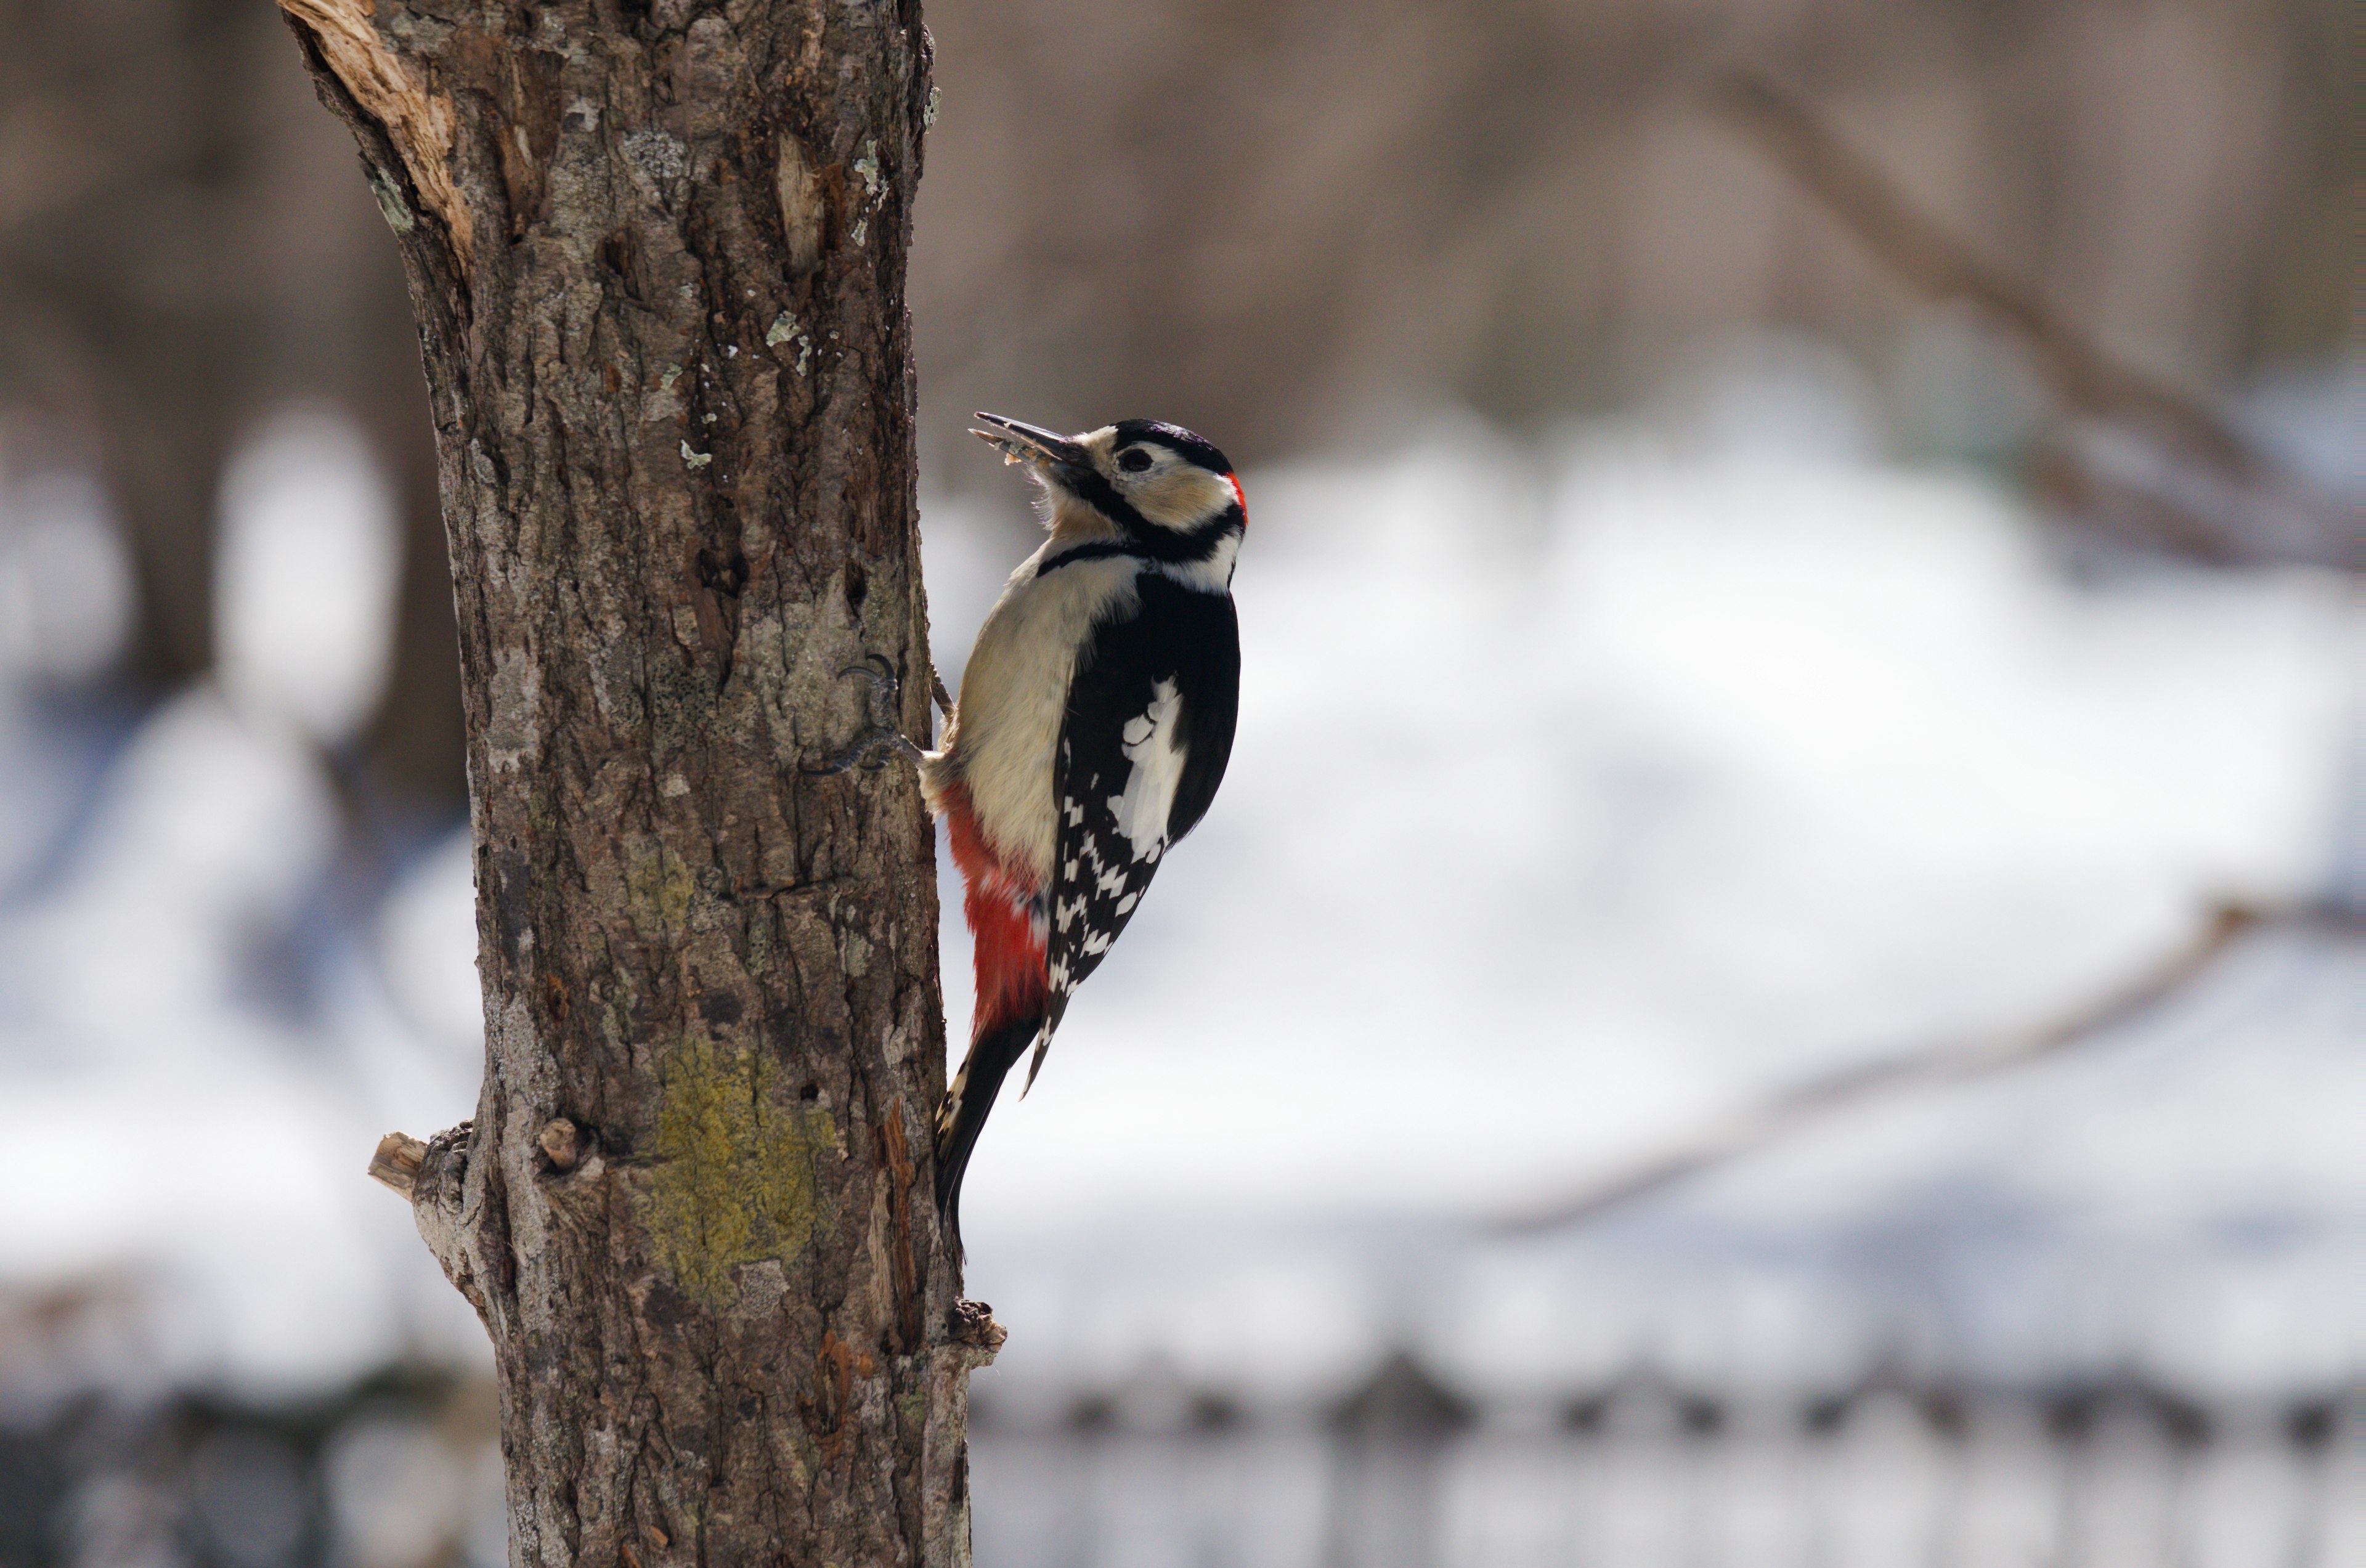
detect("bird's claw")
[805,654,925,776]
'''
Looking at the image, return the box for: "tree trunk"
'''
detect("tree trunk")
[278,4,991,1564]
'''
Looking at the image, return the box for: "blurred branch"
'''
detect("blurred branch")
[1498,898,2352,1233]
[1709,72,2346,569]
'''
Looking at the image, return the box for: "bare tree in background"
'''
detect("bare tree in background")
[278,3,992,1563]
[0,0,463,794]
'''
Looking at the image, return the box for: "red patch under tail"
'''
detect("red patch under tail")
[933,782,1048,1248]
[941,782,1046,1035]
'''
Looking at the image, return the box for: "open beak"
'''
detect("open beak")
[969,413,1088,482]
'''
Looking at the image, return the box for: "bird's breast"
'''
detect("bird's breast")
[942,553,1142,884]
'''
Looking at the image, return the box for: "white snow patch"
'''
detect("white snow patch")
[214,406,400,746]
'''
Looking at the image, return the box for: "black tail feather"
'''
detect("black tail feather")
[934,1014,1042,1257]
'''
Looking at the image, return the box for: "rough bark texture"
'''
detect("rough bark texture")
[277,4,985,1564]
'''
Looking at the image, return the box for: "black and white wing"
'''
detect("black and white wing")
[1041,575,1240,1057]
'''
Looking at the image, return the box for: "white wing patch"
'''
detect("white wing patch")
[1107,679,1184,862]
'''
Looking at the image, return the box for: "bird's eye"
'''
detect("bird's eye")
[1117,447,1153,473]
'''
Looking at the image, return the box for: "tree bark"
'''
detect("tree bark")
[277,4,988,1565]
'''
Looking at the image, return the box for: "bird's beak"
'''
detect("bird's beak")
[969,413,1088,484]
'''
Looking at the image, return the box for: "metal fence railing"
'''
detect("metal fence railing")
[969,1357,2360,1568]
[0,1357,2352,1567]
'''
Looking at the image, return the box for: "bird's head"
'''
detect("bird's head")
[970,413,1244,558]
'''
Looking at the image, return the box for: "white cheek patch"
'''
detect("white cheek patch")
[1107,679,1184,862]
[1131,468,1234,532]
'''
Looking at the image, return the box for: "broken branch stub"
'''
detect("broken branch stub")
[367,1131,427,1196]
[277,0,473,271]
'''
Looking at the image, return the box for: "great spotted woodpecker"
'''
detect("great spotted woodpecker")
[919,413,1244,1248]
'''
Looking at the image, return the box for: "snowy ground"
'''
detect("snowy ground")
[0,370,2351,1418]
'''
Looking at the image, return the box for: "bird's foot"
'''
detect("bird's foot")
[805,654,926,775]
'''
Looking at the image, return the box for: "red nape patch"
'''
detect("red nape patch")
[942,784,1047,1035]
[1225,474,1248,526]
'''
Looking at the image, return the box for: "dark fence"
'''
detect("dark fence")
[969,1357,2358,1568]
[0,1357,2352,1567]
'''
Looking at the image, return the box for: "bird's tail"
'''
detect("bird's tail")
[934,1014,1043,1257]
[933,779,1049,1258]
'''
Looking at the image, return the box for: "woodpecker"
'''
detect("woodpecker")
[919,413,1244,1250]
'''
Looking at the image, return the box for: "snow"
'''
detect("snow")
[0,466,133,690]
[0,371,2352,1408]
[213,406,402,747]
[0,686,486,1399]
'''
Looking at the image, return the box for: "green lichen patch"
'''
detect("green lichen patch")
[648,1035,835,1305]
[626,842,695,935]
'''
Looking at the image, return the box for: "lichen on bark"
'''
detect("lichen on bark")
[648,1035,834,1306]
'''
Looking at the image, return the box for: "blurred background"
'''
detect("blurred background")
[0,1,2352,1565]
